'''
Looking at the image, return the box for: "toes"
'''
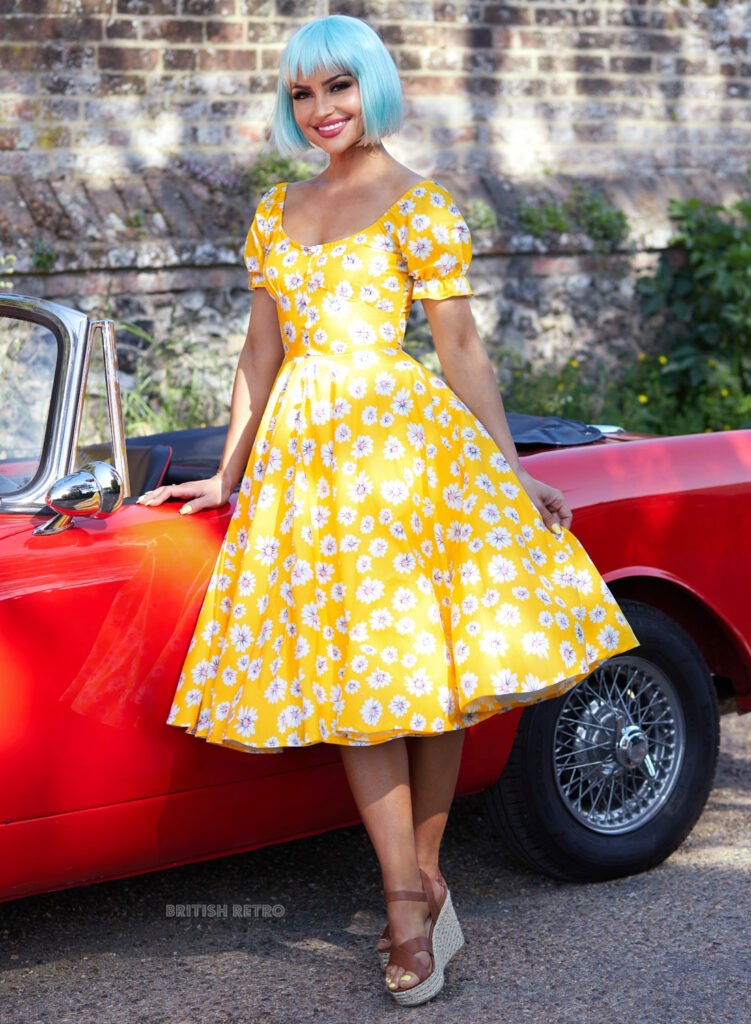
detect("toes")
[385,967,400,990]
[386,967,413,991]
[386,965,422,991]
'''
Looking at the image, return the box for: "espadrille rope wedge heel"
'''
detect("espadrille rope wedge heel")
[377,869,465,974]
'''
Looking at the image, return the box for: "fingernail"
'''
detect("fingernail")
[180,505,192,515]
[551,522,562,535]
[141,499,152,507]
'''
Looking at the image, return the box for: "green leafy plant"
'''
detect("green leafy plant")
[179,153,315,197]
[464,199,499,232]
[118,317,233,436]
[127,209,145,227]
[630,181,751,432]
[516,186,628,251]
[0,251,15,290]
[504,179,751,434]
[568,185,629,250]
[241,152,314,196]
[501,354,600,422]
[517,198,571,238]
[636,193,751,393]
[499,347,751,435]
[31,240,56,273]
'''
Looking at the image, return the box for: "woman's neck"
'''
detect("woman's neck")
[320,142,400,189]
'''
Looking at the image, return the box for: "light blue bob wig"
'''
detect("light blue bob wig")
[272,15,403,156]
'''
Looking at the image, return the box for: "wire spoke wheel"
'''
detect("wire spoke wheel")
[553,656,685,834]
[483,600,720,881]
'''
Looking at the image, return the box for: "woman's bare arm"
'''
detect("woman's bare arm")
[422,295,572,531]
[137,288,285,513]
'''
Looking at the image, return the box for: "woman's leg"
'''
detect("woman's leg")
[339,728,465,991]
[407,728,465,880]
[339,738,431,991]
[373,728,465,956]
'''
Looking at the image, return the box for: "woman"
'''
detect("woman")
[138,14,638,1006]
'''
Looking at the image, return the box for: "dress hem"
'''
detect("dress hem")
[165,642,639,755]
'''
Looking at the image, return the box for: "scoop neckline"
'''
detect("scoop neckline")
[277,178,431,249]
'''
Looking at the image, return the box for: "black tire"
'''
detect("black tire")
[483,599,720,882]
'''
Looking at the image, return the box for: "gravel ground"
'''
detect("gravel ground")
[2,713,749,1024]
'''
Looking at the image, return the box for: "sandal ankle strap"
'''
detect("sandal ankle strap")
[418,869,445,922]
[384,888,427,903]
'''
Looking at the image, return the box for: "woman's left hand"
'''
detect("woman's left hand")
[516,467,573,533]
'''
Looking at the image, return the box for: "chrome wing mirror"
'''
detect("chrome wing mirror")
[33,461,124,536]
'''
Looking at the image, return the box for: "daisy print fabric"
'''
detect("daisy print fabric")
[166,180,639,753]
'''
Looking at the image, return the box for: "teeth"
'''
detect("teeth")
[318,120,346,130]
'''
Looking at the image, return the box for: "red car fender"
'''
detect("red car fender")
[522,431,751,707]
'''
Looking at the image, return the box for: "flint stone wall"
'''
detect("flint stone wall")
[2,169,747,391]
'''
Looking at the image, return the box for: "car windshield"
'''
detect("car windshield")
[0,315,58,497]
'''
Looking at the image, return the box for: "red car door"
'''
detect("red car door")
[1,501,369,899]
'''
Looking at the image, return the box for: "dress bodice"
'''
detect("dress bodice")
[244,180,473,361]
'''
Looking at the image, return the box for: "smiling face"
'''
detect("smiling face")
[289,68,366,152]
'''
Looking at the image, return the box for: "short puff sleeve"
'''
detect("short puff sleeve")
[399,183,473,301]
[243,184,283,289]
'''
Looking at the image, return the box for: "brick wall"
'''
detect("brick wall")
[1,0,750,180]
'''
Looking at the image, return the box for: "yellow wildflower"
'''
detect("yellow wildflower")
[707,359,715,367]
[658,355,667,365]
[637,353,646,362]
[638,394,648,404]
[720,389,728,398]
[569,358,579,368]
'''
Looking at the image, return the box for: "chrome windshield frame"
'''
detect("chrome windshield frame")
[0,294,129,514]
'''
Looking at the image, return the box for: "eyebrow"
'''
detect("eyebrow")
[291,73,350,88]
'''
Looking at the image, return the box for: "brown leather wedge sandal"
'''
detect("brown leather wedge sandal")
[377,869,464,973]
[383,880,444,1007]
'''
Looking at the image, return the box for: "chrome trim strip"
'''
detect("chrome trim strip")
[92,318,130,498]
[72,316,95,468]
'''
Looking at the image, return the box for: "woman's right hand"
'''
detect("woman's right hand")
[136,472,232,515]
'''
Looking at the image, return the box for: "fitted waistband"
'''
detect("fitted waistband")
[283,345,405,362]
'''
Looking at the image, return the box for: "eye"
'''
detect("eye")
[291,89,310,101]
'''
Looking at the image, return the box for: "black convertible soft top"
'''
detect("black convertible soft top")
[124,414,608,491]
[129,413,604,469]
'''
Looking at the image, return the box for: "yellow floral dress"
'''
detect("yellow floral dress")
[166,179,639,753]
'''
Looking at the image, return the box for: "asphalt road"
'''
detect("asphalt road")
[2,713,749,1024]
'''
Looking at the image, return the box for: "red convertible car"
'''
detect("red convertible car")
[1,293,749,903]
